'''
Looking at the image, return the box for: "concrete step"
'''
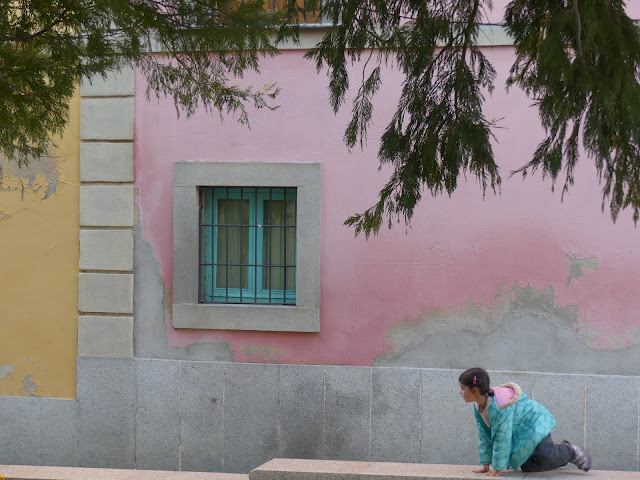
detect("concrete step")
[249,459,640,480]
[0,466,247,480]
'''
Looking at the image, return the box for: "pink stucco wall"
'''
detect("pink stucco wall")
[134,40,640,364]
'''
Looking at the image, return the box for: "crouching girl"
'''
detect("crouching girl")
[459,367,591,477]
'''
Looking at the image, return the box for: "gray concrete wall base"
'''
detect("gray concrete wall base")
[1,362,638,473]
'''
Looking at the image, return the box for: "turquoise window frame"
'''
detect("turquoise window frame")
[200,187,297,305]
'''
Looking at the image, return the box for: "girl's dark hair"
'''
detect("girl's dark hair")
[459,367,494,397]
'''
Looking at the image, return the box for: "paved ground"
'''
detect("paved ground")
[251,459,640,480]
[2,461,638,480]
[0,465,247,480]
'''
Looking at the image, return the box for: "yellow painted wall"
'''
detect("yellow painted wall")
[0,89,79,399]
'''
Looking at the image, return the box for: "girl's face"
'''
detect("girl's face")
[459,383,481,403]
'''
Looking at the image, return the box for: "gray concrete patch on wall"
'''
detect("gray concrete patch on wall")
[133,226,234,362]
[376,284,640,376]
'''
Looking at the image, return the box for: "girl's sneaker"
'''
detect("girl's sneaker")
[564,441,592,471]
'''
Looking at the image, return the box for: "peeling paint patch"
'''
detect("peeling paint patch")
[376,282,582,365]
[375,282,640,375]
[0,364,14,379]
[22,375,37,396]
[567,255,599,286]
[0,155,60,200]
[383,282,578,351]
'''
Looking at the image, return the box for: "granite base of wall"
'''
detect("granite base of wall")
[0,360,638,473]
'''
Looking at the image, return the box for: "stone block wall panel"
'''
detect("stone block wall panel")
[223,363,280,473]
[323,366,371,461]
[79,186,134,227]
[0,364,638,473]
[179,361,226,472]
[80,98,134,140]
[78,316,134,358]
[420,369,477,465]
[136,359,181,470]
[79,229,134,271]
[76,358,137,468]
[0,396,39,465]
[78,273,134,314]
[39,399,77,467]
[371,368,421,463]
[586,375,639,471]
[278,365,325,459]
[81,67,135,97]
[78,67,135,362]
[80,142,134,183]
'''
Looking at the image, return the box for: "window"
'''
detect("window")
[172,162,320,332]
[200,187,297,305]
[267,0,327,25]
[235,0,329,25]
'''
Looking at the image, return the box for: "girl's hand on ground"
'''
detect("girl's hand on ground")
[472,465,490,473]
[485,469,503,476]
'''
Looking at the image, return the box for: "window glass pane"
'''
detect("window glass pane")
[216,198,249,289]
[262,224,284,289]
[286,198,296,226]
[286,225,296,266]
[215,265,227,292]
[226,265,244,291]
[285,266,295,291]
[260,192,296,296]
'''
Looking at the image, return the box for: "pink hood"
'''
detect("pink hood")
[490,383,522,409]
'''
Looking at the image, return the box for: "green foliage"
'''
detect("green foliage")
[2,0,640,231]
[0,0,301,165]
[307,0,501,237]
[308,0,640,236]
[505,0,640,224]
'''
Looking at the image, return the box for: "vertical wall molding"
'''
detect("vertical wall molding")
[77,68,135,359]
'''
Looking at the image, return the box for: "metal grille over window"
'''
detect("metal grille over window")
[199,187,297,305]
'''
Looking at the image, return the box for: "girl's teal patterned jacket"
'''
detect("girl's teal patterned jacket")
[474,382,556,471]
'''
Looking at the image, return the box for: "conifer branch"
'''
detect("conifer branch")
[573,0,583,59]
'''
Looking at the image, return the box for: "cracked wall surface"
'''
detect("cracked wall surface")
[0,90,79,398]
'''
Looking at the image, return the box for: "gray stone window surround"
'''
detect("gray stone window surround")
[172,161,321,332]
